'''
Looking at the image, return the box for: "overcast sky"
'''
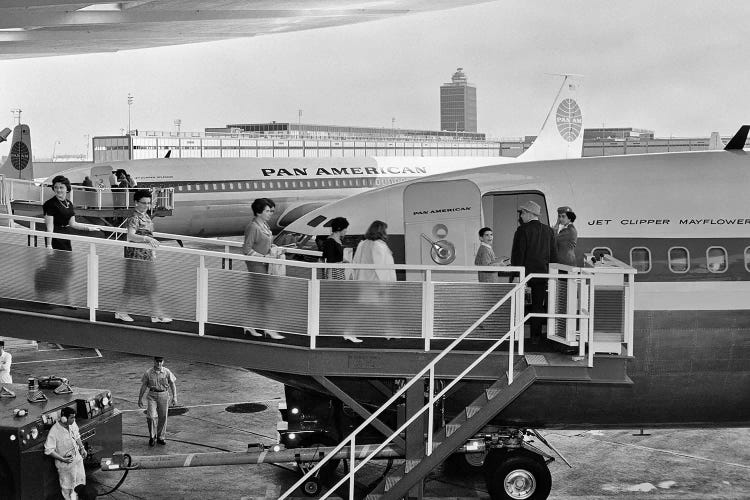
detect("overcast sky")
[1,0,749,158]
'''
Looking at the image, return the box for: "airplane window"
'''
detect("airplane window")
[177,186,184,192]
[630,247,651,273]
[291,181,297,188]
[668,247,690,273]
[229,183,234,190]
[745,247,750,272]
[707,247,728,273]
[591,247,612,261]
[204,184,209,190]
[221,183,226,190]
[212,183,218,190]
[186,185,191,191]
[195,184,200,191]
[261,182,266,189]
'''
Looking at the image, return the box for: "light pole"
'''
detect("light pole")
[174,119,181,135]
[298,109,302,137]
[83,134,90,161]
[52,140,61,162]
[391,117,395,136]
[127,93,134,135]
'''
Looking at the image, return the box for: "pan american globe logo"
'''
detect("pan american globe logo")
[10,141,29,171]
[556,98,582,142]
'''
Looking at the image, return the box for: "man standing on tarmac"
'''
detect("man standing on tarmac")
[0,340,12,384]
[511,201,557,345]
[138,356,178,447]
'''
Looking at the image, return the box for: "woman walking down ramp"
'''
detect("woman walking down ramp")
[43,174,99,251]
[242,198,285,339]
[115,189,172,324]
[321,217,350,280]
[352,220,396,282]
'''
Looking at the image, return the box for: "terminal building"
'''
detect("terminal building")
[91,124,723,164]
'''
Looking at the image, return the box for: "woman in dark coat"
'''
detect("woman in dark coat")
[554,206,578,266]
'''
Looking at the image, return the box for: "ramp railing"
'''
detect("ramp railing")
[0,218,524,345]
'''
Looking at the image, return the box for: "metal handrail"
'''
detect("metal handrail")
[280,271,596,499]
[0,177,174,211]
[0,216,517,274]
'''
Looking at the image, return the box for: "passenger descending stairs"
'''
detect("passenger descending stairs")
[365,358,538,500]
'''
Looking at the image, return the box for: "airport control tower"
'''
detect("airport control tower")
[440,67,477,133]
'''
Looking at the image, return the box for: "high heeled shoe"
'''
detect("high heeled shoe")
[244,328,263,337]
[264,329,285,340]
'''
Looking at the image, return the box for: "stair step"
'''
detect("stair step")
[445,423,460,437]
[405,459,419,473]
[384,473,403,491]
[466,405,481,418]
[431,440,442,452]
[364,494,382,500]
[485,387,501,400]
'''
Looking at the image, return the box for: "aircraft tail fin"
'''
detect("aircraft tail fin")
[516,75,584,162]
[0,124,35,180]
[724,125,749,151]
[0,128,11,143]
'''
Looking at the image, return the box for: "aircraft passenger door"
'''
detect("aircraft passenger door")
[480,191,549,261]
[403,180,481,281]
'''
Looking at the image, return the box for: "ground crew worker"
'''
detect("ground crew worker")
[0,340,12,384]
[138,356,178,446]
[44,407,87,500]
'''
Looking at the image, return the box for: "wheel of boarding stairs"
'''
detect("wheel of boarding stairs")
[295,436,343,487]
[483,449,551,500]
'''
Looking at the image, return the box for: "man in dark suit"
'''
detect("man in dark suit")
[511,200,557,344]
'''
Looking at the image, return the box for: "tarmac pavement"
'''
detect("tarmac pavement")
[9,346,750,499]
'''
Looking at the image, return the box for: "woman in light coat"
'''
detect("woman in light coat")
[352,220,396,281]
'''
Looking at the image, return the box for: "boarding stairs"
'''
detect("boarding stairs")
[281,265,635,500]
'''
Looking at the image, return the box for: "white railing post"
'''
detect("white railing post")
[625,273,634,356]
[307,270,320,349]
[196,255,208,335]
[349,436,356,499]
[508,313,515,385]
[422,269,433,352]
[87,243,99,322]
[97,188,102,210]
[578,276,589,358]
[427,366,434,456]
[587,280,595,367]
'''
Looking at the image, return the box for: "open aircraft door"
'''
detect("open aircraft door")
[403,179,481,281]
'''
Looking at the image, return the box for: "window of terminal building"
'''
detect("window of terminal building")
[668,247,690,273]
[746,247,750,272]
[707,247,728,273]
[630,247,651,273]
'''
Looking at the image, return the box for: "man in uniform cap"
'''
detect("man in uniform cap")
[138,356,178,446]
[511,201,558,344]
